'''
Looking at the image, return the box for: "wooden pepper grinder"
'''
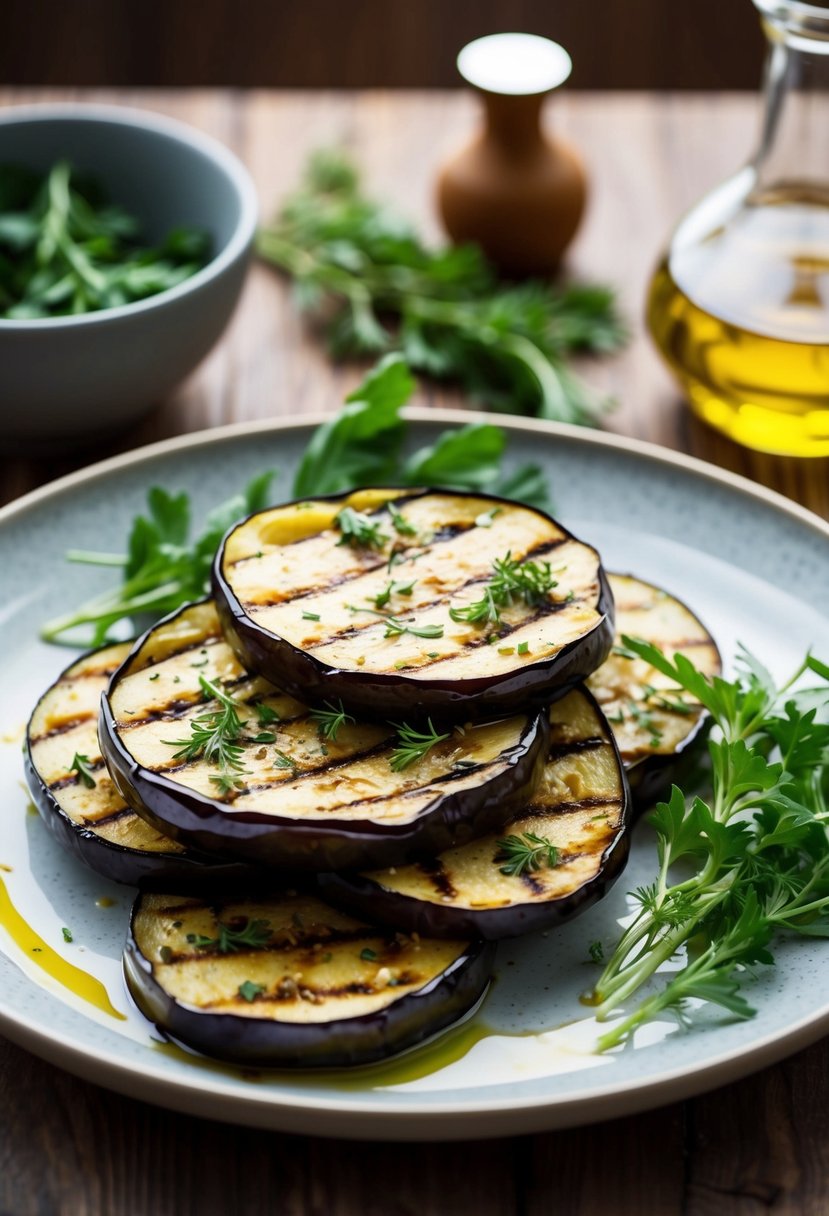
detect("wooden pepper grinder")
[437,33,587,276]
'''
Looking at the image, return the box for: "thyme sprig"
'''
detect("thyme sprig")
[187,918,273,954]
[310,700,354,742]
[165,675,250,793]
[389,720,451,771]
[495,831,560,876]
[450,552,557,626]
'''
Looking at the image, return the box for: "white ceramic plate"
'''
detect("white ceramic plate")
[1,410,827,1141]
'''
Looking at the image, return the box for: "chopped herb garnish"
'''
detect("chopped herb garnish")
[588,940,605,964]
[302,610,321,621]
[187,917,273,954]
[69,753,97,789]
[335,506,388,550]
[388,501,418,536]
[310,699,354,742]
[238,980,266,1002]
[450,551,557,626]
[372,579,417,609]
[384,616,444,640]
[274,750,297,770]
[165,674,248,791]
[250,731,277,744]
[148,673,160,682]
[159,946,173,963]
[360,947,378,962]
[495,831,559,876]
[389,719,451,771]
[61,927,73,943]
[517,641,530,656]
[253,702,280,725]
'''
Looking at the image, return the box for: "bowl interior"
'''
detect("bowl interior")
[0,112,244,253]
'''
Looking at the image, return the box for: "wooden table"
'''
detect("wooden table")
[1,89,828,1216]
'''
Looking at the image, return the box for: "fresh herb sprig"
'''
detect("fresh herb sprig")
[257,151,626,423]
[495,831,560,876]
[0,161,210,319]
[389,720,451,771]
[165,675,250,794]
[590,640,829,1051]
[187,917,273,954]
[41,472,274,648]
[41,357,552,649]
[310,700,354,742]
[450,552,557,626]
[335,507,388,550]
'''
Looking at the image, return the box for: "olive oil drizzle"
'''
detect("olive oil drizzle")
[151,1015,498,1089]
[0,876,126,1021]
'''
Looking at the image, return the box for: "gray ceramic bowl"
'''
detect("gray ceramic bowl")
[0,104,258,443]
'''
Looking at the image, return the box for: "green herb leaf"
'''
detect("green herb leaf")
[310,699,355,742]
[389,719,451,771]
[69,753,97,789]
[258,152,626,424]
[238,980,266,1002]
[335,506,388,550]
[187,918,273,954]
[494,832,559,876]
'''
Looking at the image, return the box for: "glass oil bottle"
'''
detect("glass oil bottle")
[648,0,829,456]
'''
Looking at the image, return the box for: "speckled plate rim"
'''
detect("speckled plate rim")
[1,409,828,1141]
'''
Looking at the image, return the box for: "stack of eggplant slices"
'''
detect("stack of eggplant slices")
[26,488,720,1069]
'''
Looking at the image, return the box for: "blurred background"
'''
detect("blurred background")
[3,0,764,90]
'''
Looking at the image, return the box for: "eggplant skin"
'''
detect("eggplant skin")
[99,599,551,872]
[123,895,495,1069]
[589,572,722,815]
[321,688,631,941]
[99,693,549,872]
[212,487,615,723]
[24,644,255,891]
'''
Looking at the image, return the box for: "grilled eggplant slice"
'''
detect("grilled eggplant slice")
[25,643,251,888]
[99,601,549,871]
[124,889,495,1068]
[321,687,629,940]
[588,574,721,808]
[213,488,614,721]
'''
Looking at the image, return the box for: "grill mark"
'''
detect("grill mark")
[206,976,430,1010]
[241,525,569,615]
[240,521,475,605]
[303,590,588,668]
[158,925,394,963]
[57,662,122,685]
[518,869,547,896]
[153,738,395,789]
[416,857,458,899]
[222,741,512,811]
[544,737,607,762]
[48,758,107,791]
[29,711,97,745]
[117,696,306,733]
[80,806,134,829]
[129,634,224,674]
[520,795,624,820]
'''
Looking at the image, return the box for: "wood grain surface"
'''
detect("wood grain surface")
[1,90,828,1216]
[0,2,766,91]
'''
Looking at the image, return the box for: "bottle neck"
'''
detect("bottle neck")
[480,92,546,156]
[752,3,829,199]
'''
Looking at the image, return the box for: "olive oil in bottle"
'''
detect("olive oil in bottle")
[647,0,829,457]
